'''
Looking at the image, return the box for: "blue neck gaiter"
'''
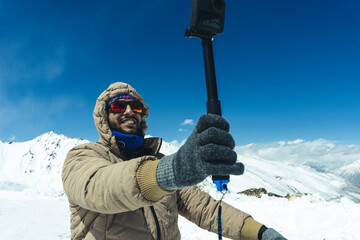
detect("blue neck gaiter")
[112,131,144,150]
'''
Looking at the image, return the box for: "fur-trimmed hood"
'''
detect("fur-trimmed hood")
[93,82,149,155]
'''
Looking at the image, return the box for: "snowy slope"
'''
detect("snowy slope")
[232,154,360,203]
[338,160,360,187]
[1,132,360,239]
[235,139,360,200]
[0,132,89,195]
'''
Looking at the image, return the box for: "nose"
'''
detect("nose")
[123,104,134,115]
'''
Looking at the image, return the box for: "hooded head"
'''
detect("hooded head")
[93,82,149,151]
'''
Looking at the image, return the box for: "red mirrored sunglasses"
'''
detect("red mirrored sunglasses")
[110,101,143,114]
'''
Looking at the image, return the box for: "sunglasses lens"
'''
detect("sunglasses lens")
[110,101,143,113]
[130,102,143,113]
[111,102,126,113]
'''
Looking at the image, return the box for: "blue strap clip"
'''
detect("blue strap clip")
[213,179,229,191]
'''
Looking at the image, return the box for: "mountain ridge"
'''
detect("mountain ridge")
[1,131,360,202]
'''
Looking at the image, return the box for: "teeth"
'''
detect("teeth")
[125,120,135,124]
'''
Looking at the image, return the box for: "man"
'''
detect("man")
[62,82,286,240]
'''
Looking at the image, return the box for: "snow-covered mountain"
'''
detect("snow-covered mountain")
[1,132,360,240]
[234,139,360,202]
[1,132,359,201]
[0,132,88,196]
[338,160,360,187]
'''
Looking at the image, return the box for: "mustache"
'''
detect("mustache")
[119,116,137,120]
[119,116,138,123]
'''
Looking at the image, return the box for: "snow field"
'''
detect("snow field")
[1,190,359,240]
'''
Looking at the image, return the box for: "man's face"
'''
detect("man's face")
[108,99,142,135]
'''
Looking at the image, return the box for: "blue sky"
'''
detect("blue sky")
[0,0,359,145]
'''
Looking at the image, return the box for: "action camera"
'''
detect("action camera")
[189,0,225,36]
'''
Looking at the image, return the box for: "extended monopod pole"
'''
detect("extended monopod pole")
[202,36,230,192]
[185,0,229,191]
[202,38,222,116]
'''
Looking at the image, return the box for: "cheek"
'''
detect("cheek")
[108,114,119,128]
[136,115,142,126]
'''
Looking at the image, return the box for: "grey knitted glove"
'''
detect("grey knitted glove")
[262,228,287,240]
[156,114,244,190]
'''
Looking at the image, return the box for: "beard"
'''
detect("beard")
[109,115,142,136]
[113,125,142,135]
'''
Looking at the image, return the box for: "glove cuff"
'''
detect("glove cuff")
[156,154,179,190]
[136,160,174,201]
[262,228,286,240]
[240,217,263,240]
[258,225,268,240]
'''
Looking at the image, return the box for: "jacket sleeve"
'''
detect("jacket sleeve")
[177,186,263,240]
[62,143,160,214]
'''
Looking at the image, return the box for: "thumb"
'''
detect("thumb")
[228,162,245,175]
[210,162,245,176]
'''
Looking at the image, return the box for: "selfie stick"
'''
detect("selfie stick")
[202,37,229,192]
[185,1,229,191]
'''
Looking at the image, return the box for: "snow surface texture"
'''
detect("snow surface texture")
[1,132,360,240]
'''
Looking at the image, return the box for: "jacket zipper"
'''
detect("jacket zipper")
[150,206,161,240]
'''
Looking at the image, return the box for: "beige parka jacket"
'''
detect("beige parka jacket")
[62,82,262,240]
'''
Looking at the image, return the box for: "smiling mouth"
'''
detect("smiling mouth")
[124,120,135,125]
[121,118,137,125]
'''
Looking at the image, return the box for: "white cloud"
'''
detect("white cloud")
[180,119,194,126]
[178,128,188,132]
[235,138,360,171]
[8,135,16,141]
